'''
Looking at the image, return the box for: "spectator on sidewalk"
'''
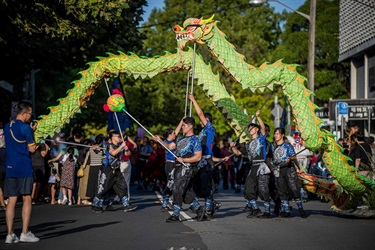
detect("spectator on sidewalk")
[4,100,40,243]
[31,140,49,204]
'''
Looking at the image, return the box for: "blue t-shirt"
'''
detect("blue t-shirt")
[50,144,66,159]
[245,133,267,162]
[198,121,215,157]
[4,120,35,177]
[164,139,175,161]
[176,135,202,162]
[273,142,296,165]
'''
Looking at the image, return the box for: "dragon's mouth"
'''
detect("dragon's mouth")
[176,33,195,50]
[176,33,188,41]
[176,33,194,41]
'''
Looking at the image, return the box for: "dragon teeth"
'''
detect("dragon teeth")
[176,34,188,41]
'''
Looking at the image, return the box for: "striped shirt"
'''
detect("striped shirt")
[89,148,104,166]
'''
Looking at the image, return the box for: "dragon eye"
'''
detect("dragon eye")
[186,26,197,32]
[173,25,181,32]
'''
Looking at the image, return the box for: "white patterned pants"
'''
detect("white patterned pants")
[120,161,132,199]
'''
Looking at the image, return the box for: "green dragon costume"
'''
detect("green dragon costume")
[34,15,374,210]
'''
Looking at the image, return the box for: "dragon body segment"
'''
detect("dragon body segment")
[34,50,248,144]
[35,16,374,210]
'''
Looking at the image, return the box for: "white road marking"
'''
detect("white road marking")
[155,191,194,222]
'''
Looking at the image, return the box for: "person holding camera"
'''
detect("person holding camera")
[3,101,39,243]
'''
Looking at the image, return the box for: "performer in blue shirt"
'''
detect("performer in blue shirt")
[230,110,272,218]
[272,127,307,218]
[153,127,178,211]
[166,117,204,223]
[189,94,229,219]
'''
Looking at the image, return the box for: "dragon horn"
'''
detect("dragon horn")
[200,14,215,25]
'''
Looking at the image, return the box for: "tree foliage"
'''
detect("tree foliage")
[0,0,146,125]
[272,0,349,106]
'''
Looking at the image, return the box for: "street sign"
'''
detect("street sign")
[337,102,349,126]
[338,102,349,115]
[349,106,374,120]
[314,107,329,119]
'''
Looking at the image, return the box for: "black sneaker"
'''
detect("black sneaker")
[91,206,103,213]
[106,205,116,211]
[124,204,137,212]
[204,212,212,221]
[261,212,271,219]
[299,208,307,218]
[280,211,291,218]
[253,208,263,216]
[247,208,262,218]
[195,206,206,222]
[166,215,180,222]
[212,201,221,215]
[160,206,170,212]
[244,205,253,213]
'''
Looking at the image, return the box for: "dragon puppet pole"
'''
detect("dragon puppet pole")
[214,153,235,167]
[45,139,105,150]
[234,88,277,143]
[106,94,188,167]
[104,78,125,143]
[123,110,188,167]
[189,42,197,117]
[184,70,190,117]
[273,148,308,170]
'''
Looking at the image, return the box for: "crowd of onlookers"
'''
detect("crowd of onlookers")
[0,122,374,210]
[0,125,177,208]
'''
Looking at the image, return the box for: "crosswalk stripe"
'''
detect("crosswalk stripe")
[154,191,194,222]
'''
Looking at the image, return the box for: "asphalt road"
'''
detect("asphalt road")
[0,186,374,250]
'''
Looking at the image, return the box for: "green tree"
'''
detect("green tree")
[272,0,349,106]
[0,0,147,127]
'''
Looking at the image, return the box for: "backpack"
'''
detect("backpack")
[102,147,120,169]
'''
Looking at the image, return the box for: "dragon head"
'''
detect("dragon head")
[173,15,215,50]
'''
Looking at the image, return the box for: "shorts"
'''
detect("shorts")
[4,177,33,197]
